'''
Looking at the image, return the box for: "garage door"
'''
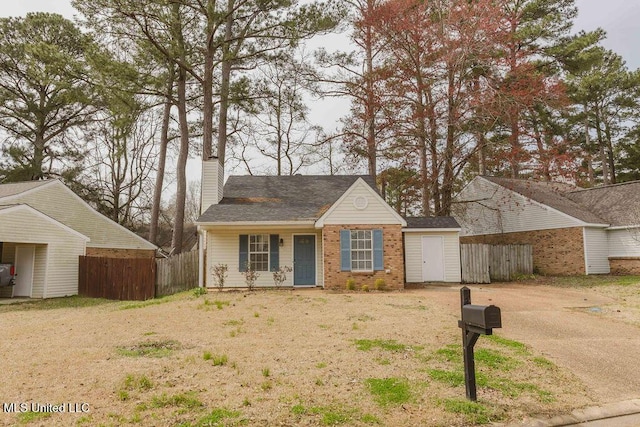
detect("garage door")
[422,236,444,281]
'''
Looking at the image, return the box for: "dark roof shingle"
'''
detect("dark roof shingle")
[483,176,640,226]
[404,216,460,229]
[198,175,377,223]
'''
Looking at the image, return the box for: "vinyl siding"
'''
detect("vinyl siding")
[608,229,640,257]
[4,181,154,250]
[583,227,610,274]
[404,231,461,283]
[0,208,86,298]
[205,227,323,288]
[321,181,403,225]
[456,178,583,236]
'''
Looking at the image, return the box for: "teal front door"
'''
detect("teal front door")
[294,235,316,286]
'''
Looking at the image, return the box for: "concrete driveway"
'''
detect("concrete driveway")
[423,284,640,404]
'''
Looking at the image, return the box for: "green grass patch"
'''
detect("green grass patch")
[121,298,171,310]
[151,392,203,409]
[0,296,115,313]
[291,404,360,425]
[224,319,244,326]
[117,340,180,358]
[435,344,461,362]
[17,411,52,424]
[354,339,420,352]
[365,377,412,406]
[550,275,640,288]
[428,369,465,387]
[532,356,556,369]
[440,398,492,424]
[486,334,529,354]
[122,373,153,392]
[486,378,555,402]
[214,300,230,310]
[212,354,228,366]
[177,408,241,427]
[475,348,519,371]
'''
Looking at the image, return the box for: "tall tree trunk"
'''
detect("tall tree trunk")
[149,69,174,244]
[604,120,616,184]
[364,0,377,178]
[441,70,456,216]
[171,69,189,255]
[594,107,609,185]
[216,0,234,167]
[202,0,216,161]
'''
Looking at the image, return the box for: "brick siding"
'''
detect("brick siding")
[609,258,640,275]
[461,227,586,275]
[323,225,404,290]
[86,247,156,259]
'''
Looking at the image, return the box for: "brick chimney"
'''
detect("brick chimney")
[200,156,223,215]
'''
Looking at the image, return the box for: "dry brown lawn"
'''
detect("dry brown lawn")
[0,284,618,427]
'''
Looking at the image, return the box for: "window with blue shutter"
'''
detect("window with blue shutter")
[269,234,279,271]
[340,229,384,272]
[340,230,351,271]
[240,234,278,272]
[373,229,383,271]
[239,235,248,272]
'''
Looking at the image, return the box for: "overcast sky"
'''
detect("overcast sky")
[1,0,638,178]
[1,1,638,68]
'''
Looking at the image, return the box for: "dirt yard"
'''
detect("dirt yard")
[1,279,637,427]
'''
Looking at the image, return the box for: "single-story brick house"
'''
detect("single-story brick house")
[453,176,640,275]
[0,180,157,298]
[196,158,461,289]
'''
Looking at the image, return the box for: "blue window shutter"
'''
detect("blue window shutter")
[340,230,351,271]
[239,235,248,272]
[373,229,384,271]
[270,234,279,271]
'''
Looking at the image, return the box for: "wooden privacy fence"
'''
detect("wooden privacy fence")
[461,244,533,284]
[79,256,156,300]
[155,251,199,297]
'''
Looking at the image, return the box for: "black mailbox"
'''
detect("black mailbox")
[458,287,503,402]
[462,304,502,330]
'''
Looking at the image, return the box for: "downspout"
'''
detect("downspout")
[198,227,206,288]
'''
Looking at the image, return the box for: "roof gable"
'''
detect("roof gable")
[315,178,406,227]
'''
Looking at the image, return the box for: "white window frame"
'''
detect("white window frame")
[249,234,269,272]
[350,229,373,272]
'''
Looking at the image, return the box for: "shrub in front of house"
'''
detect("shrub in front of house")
[346,278,356,291]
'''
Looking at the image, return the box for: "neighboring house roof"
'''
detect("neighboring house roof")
[404,216,460,229]
[198,175,378,224]
[0,179,156,250]
[0,180,52,198]
[566,181,640,227]
[482,177,608,225]
[0,204,90,241]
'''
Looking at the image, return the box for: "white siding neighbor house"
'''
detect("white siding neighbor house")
[454,176,640,275]
[0,180,157,298]
[196,157,462,290]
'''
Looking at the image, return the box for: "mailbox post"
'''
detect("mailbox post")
[458,287,501,401]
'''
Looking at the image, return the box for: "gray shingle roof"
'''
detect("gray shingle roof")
[404,216,460,229]
[483,176,639,226]
[197,175,378,223]
[566,181,640,227]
